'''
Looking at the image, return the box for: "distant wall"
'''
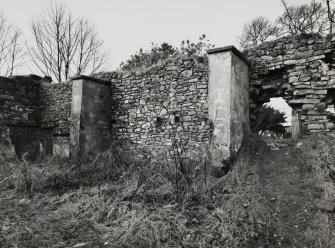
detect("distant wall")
[40,81,72,135]
[0,75,72,160]
[0,75,52,160]
[39,81,72,159]
[0,75,42,127]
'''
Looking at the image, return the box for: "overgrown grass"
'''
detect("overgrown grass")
[0,137,275,248]
[296,134,335,247]
[3,134,335,247]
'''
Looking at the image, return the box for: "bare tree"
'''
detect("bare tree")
[238,16,280,49]
[28,2,109,82]
[74,18,108,76]
[278,0,329,35]
[0,12,25,76]
[324,0,335,34]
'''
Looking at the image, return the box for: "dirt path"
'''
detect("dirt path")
[255,138,321,248]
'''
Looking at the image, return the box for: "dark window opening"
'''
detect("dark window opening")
[155,117,163,128]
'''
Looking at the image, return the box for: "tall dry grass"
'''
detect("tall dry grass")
[1,137,275,247]
[36,138,273,247]
[296,134,335,248]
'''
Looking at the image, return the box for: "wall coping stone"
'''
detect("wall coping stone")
[71,75,110,85]
[207,45,250,66]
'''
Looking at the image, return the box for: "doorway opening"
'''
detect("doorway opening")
[254,97,293,138]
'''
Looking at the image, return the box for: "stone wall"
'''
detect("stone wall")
[2,33,335,161]
[96,56,212,151]
[245,33,335,133]
[40,81,72,135]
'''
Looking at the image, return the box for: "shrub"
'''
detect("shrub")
[120,34,214,70]
[251,105,286,134]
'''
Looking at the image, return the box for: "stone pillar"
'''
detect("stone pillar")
[70,75,111,161]
[291,109,301,141]
[207,46,250,167]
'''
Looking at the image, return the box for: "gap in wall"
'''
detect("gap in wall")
[263,97,292,137]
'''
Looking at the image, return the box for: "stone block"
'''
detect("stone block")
[302,104,314,111]
[289,99,319,104]
[308,123,324,130]
[166,65,178,71]
[284,60,298,65]
[326,122,335,129]
[181,70,192,78]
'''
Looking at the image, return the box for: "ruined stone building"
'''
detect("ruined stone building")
[1,33,335,163]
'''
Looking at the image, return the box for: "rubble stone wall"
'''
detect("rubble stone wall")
[97,56,212,151]
[40,81,72,135]
[245,33,335,133]
[2,33,335,160]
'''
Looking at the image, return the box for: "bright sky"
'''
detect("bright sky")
[0,0,311,73]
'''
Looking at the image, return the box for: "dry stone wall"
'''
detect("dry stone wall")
[97,56,212,151]
[245,33,335,133]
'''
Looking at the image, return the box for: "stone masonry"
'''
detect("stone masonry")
[2,33,335,162]
[245,33,335,133]
[96,56,211,152]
